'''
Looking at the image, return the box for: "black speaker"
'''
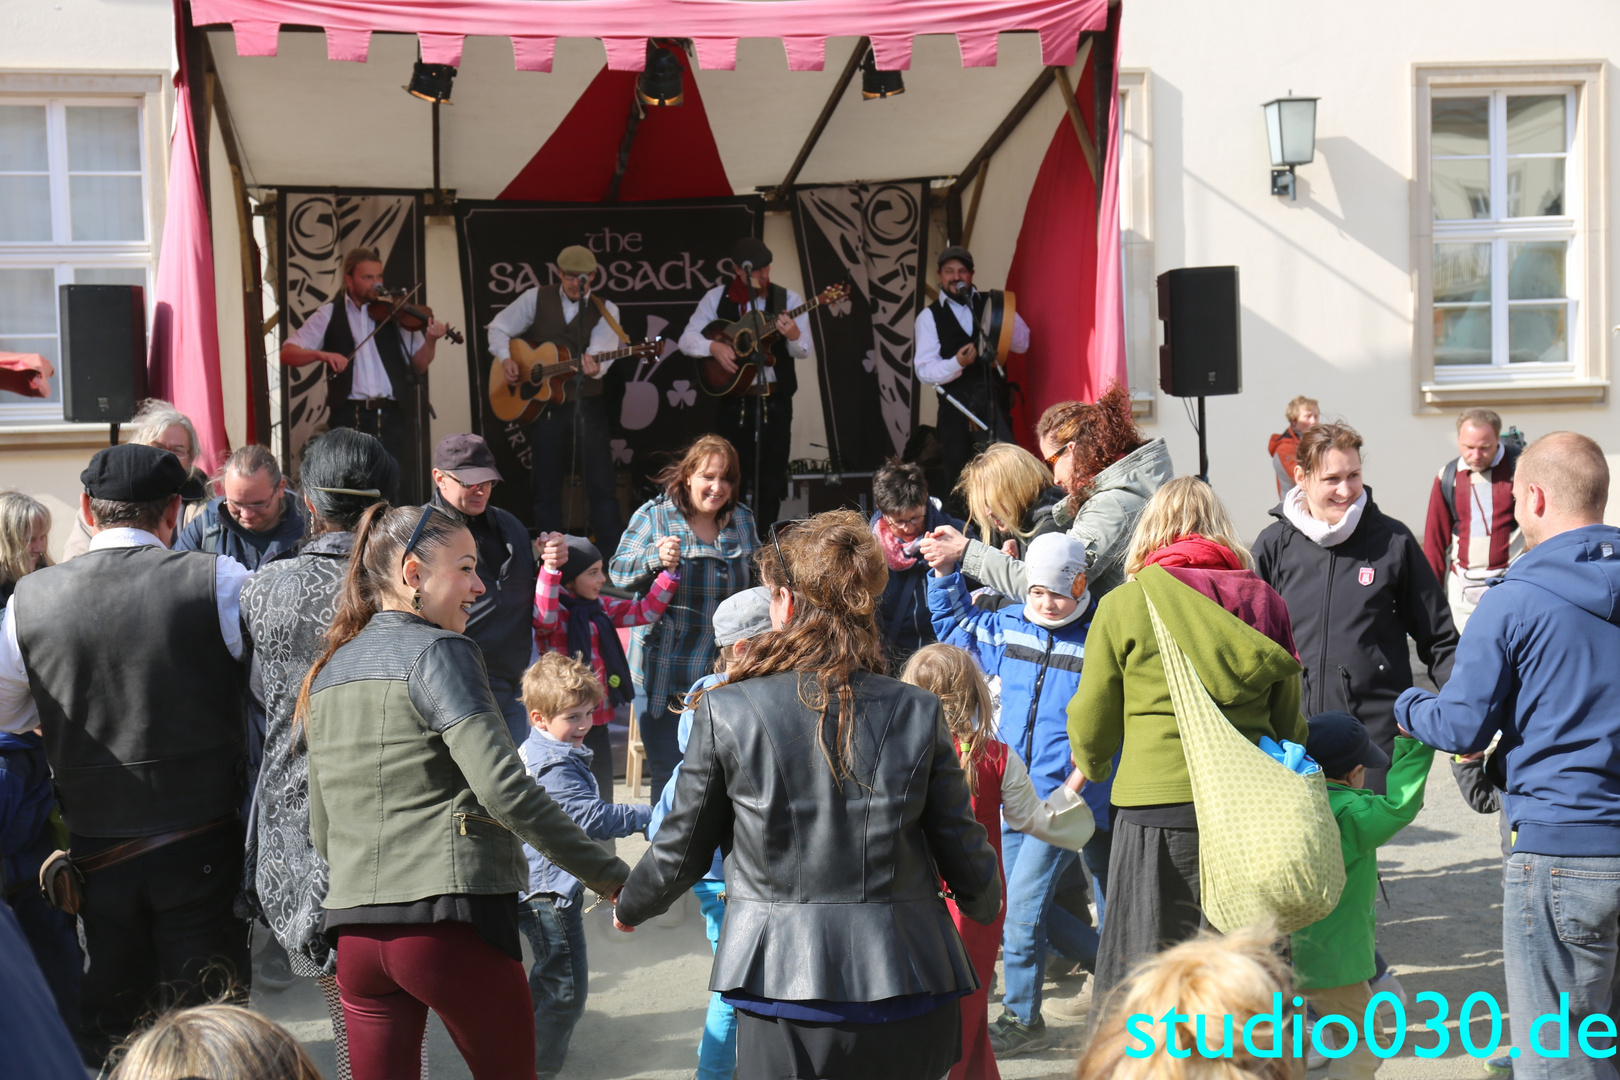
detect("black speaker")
[1157,266,1241,397]
[59,284,147,423]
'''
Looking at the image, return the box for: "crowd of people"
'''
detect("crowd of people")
[0,382,1615,1080]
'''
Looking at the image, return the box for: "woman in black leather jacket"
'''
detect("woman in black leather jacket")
[615,509,1000,1080]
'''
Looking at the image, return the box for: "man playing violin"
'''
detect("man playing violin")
[280,246,447,499]
[914,244,1030,501]
[676,236,811,528]
[487,244,626,555]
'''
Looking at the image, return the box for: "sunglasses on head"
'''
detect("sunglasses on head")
[769,519,806,594]
[400,505,438,578]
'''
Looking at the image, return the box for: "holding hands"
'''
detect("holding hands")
[656,535,682,571]
[539,532,567,572]
[918,525,970,576]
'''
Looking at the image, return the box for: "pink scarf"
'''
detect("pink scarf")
[874,516,917,572]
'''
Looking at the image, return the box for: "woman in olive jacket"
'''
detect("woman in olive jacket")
[1253,422,1457,794]
[615,510,1000,1080]
[300,503,629,1080]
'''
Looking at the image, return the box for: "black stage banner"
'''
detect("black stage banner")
[456,196,763,528]
[276,189,428,500]
[791,181,929,472]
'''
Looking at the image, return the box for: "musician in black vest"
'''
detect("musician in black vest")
[677,236,812,529]
[488,244,628,556]
[281,245,448,502]
[914,245,1031,500]
[0,445,252,1067]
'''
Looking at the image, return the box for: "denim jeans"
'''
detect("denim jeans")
[520,896,589,1078]
[691,880,737,1080]
[1000,827,1101,1025]
[1503,852,1620,1080]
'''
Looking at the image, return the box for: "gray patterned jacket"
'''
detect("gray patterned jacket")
[240,531,351,976]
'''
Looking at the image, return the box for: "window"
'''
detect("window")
[1414,64,1606,409]
[0,98,152,421]
[1118,70,1155,419]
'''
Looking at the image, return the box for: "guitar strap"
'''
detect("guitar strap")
[591,296,630,345]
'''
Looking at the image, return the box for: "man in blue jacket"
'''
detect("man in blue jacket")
[175,444,306,569]
[1397,432,1620,1080]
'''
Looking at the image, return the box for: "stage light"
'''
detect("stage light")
[1263,95,1318,200]
[637,41,685,107]
[861,50,905,100]
[405,62,457,105]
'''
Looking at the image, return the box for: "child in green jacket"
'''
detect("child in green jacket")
[1292,711,1435,1080]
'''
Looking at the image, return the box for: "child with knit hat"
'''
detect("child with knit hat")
[925,531,1100,1056]
[533,532,681,798]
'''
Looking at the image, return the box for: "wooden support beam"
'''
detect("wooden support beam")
[949,65,1057,203]
[960,159,989,249]
[773,38,869,203]
[1055,53,1098,185]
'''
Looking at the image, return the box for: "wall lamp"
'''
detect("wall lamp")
[1263,95,1318,200]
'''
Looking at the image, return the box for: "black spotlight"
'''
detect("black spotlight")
[404,61,457,104]
[861,50,904,100]
[637,40,685,107]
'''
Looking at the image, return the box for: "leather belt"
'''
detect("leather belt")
[347,396,396,411]
[73,813,238,876]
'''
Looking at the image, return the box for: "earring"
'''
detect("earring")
[411,588,423,612]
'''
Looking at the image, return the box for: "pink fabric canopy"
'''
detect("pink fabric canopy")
[0,351,54,399]
[191,0,1108,72]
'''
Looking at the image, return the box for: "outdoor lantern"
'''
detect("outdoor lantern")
[637,40,685,107]
[1262,96,1318,200]
[404,62,456,105]
[861,49,905,100]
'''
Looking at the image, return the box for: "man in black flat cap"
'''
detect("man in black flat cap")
[0,443,252,1067]
[914,245,1031,497]
[429,432,538,744]
[677,236,813,528]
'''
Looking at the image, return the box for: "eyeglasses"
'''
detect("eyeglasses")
[769,519,804,595]
[225,494,278,515]
[443,472,495,492]
[561,272,593,285]
[882,509,927,534]
[1043,441,1074,469]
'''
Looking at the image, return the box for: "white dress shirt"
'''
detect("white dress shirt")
[486,287,626,377]
[677,283,812,385]
[288,293,424,400]
[0,528,251,735]
[914,290,1030,385]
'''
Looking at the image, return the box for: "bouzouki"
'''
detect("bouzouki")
[695,282,850,397]
[489,338,663,425]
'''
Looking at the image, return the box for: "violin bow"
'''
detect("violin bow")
[344,282,424,363]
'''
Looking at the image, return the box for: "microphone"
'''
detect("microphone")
[739,260,753,273]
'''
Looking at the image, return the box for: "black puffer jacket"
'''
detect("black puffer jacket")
[1253,492,1457,790]
[616,670,999,1002]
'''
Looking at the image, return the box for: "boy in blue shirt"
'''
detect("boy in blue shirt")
[519,652,653,1079]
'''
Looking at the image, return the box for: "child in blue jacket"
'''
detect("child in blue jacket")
[519,652,653,1080]
[927,530,1099,1053]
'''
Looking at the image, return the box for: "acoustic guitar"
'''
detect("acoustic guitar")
[489,337,663,424]
[695,282,849,397]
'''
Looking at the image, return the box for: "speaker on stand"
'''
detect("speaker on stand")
[58,284,148,446]
[1157,266,1242,482]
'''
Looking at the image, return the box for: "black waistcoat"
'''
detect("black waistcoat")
[321,295,414,405]
[718,283,797,397]
[12,547,247,837]
[929,292,1003,404]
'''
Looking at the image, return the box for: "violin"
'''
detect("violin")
[368,287,465,345]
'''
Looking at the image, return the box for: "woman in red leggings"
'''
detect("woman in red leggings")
[298,503,629,1080]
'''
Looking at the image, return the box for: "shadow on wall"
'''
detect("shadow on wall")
[1307,135,1414,271]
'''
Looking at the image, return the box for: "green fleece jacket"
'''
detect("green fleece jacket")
[1292,737,1436,990]
[1067,565,1305,805]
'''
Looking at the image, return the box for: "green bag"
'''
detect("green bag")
[1145,595,1344,934]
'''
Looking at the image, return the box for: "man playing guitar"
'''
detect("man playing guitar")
[676,237,811,527]
[914,245,1030,499]
[281,246,448,500]
[487,244,627,555]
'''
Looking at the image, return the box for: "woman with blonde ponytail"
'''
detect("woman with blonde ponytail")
[901,644,1094,1080]
[298,500,630,1080]
[615,509,1000,1080]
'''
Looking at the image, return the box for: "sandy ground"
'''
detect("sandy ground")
[257,656,1512,1079]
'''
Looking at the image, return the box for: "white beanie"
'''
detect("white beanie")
[1024,533,1089,597]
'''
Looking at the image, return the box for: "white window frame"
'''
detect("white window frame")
[1118,69,1155,420]
[1413,62,1607,410]
[0,75,164,427]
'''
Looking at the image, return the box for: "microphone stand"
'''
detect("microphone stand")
[741,262,766,525]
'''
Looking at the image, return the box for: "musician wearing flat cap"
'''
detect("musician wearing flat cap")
[281,246,448,499]
[0,443,252,1066]
[677,236,812,528]
[487,244,628,554]
[914,245,1031,494]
